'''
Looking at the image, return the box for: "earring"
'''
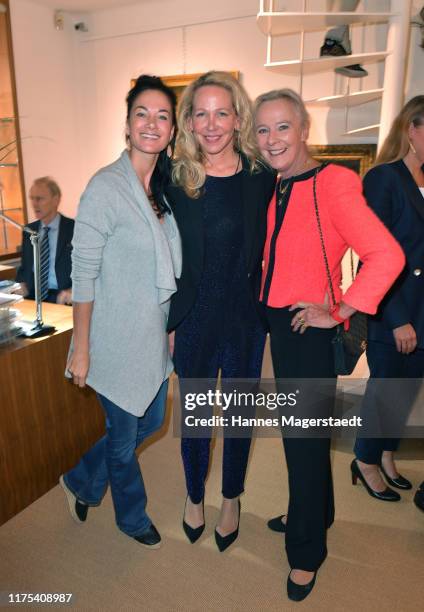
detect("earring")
[408,138,417,155]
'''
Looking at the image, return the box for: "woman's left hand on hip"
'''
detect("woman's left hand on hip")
[289,302,338,333]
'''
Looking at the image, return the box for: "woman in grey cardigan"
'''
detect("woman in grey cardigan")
[60,76,181,549]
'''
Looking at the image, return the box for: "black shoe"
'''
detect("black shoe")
[215,500,240,552]
[335,64,368,78]
[414,482,424,512]
[287,570,317,602]
[320,38,368,78]
[59,475,89,523]
[380,464,412,490]
[267,514,286,533]
[320,38,349,57]
[182,496,205,544]
[351,460,400,501]
[133,524,161,549]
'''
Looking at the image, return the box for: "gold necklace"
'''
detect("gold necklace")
[277,179,291,206]
[277,158,318,205]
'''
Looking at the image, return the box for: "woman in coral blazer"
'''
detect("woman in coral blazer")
[253,88,404,602]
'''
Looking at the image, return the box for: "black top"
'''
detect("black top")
[166,157,276,331]
[173,172,266,378]
[261,164,325,305]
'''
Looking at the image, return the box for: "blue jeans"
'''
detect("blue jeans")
[63,380,168,537]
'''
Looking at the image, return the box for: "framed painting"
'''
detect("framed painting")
[309,144,377,177]
[131,71,239,105]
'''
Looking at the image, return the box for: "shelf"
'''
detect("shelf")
[265,51,388,75]
[0,163,18,168]
[343,124,380,136]
[0,117,14,124]
[257,12,396,36]
[306,88,383,107]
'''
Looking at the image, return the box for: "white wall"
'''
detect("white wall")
[9,0,424,218]
[9,0,86,219]
[76,0,387,184]
[406,0,424,99]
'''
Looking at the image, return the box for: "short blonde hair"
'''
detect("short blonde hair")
[253,88,310,131]
[172,71,260,198]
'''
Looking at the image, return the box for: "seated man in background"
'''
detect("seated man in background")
[15,177,74,304]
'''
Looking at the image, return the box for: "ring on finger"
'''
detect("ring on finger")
[298,317,305,325]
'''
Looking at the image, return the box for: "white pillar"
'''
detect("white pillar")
[378,0,412,151]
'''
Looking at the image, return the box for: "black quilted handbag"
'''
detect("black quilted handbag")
[312,169,367,376]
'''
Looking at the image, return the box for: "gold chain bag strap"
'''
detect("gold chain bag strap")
[312,168,367,376]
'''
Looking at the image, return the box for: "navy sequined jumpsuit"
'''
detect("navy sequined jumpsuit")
[174,172,266,503]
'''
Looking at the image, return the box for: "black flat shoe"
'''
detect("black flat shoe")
[287,570,317,602]
[380,464,412,490]
[182,496,205,544]
[133,524,161,549]
[215,500,240,552]
[267,514,286,533]
[351,459,400,502]
[59,475,89,523]
[414,482,424,512]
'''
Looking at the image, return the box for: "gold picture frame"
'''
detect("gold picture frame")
[309,144,377,177]
[131,71,239,105]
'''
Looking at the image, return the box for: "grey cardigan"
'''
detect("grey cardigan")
[67,150,182,416]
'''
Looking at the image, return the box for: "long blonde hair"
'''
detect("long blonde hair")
[172,71,260,198]
[376,95,424,165]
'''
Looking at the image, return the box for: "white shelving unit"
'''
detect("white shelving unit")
[265,52,388,75]
[257,11,395,35]
[256,2,409,139]
[343,123,380,136]
[306,88,384,108]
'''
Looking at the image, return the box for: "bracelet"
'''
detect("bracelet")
[330,304,350,331]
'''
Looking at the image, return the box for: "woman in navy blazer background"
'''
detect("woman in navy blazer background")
[352,96,424,500]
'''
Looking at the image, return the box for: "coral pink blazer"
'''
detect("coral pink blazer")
[261,164,405,314]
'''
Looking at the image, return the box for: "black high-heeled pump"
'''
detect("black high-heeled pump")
[215,499,240,552]
[287,570,317,602]
[380,464,412,490]
[350,459,400,502]
[182,496,205,544]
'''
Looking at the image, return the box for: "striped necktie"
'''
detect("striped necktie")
[40,226,50,301]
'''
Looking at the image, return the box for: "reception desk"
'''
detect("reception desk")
[0,263,16,281]
[0,301,104,526]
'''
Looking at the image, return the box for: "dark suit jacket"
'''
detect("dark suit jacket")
[15,214,74,299]
[166,158,276,331]
[365,160,424,349]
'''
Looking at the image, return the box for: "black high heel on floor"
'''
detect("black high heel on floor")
[215,499,240,552]
[287,570,317,602]
[267,514,287,533]
[380,464,412,490]
[350,459,400,502]
[182,496,205,544]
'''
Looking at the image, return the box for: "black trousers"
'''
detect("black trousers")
[354,340,424,464]
[266,306,337,572]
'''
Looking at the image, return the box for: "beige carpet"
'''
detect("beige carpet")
[1,392,423,612]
